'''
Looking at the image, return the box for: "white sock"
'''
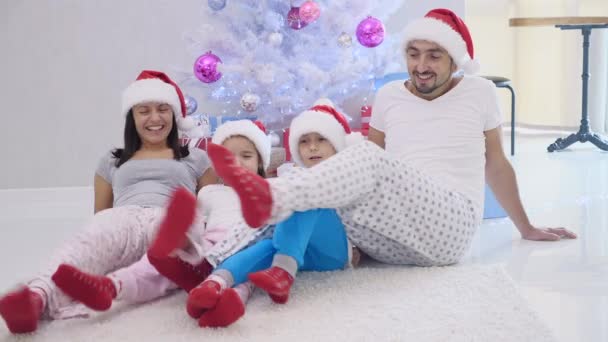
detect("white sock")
[271,254,298,277]
[233,282,254,303]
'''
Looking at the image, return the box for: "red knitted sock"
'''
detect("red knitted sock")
[198,288,245,328]
[248,266,294,304]
[147,254,212,293]
[0,286,44,333]
[52,264,116,311]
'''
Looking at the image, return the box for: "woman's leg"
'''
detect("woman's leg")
[31,206,164,319]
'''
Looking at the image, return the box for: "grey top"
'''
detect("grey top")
[95,148,210,208]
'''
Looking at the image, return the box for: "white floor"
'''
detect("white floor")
[1,133,607,341]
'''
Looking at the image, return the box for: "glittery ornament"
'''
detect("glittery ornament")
[193,51,222,84]
[268,32,284,46]
[240,92,261,112]
[287,6,308,30]
[184,95,198,115]
[208,0,226,11]
[356,16,385,48]
[299,1,320,24]
[268,131,281,147]
[337,32,353,48]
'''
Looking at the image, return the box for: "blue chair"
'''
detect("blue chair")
[481,76,516,156]
[483,185,507,219]
[374,72,409,90]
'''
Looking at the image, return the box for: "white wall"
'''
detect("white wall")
[1,0,207,189]
[1,0,464,189]
[467,0,608,129]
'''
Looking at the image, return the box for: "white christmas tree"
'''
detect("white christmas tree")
[178,0,402,130]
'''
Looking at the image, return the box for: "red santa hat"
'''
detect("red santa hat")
[288,98,364,166]
[121,70,195,132]
[402,8,479,75]
[212,119,272,170]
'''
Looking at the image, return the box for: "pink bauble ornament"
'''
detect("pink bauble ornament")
[193,51,222,83]
[299,1,320,24]
[356,16,385,48]
[286,7,308,30]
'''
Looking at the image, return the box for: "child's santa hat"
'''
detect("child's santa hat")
[288,98,364,166]
[402,8,479,75]
[121,70,195,132]
[212,120,271,170]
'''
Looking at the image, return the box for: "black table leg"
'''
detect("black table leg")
[547,24,608,152]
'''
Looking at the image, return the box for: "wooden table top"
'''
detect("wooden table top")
[509,17,608,27]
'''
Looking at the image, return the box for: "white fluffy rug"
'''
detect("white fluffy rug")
[1,265,555,342]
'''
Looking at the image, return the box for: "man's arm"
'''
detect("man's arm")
[367,127,385,149]
[484,127,576,240]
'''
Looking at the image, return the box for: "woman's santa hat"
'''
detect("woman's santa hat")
[212,120,271,170]
[402,8,480,75]
[121,70,195,132]
[288,98,364,166]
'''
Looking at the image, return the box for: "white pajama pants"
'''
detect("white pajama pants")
[28,206,167,319]
[267,142,480,266]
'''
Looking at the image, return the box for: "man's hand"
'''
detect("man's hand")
[520,225,577,241]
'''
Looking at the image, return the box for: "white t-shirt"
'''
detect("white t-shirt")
[370,76,502,218]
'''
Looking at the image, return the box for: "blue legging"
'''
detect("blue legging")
[217,209,349,285]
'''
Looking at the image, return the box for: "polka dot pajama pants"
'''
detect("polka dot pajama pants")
[268,141,479,266]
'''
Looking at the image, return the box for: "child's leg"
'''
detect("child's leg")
[147,187,197,259]
[198,282,253,328]
[146,208,213,293]
[147,254,211,293]
[299,210,350,271]
[248,210,345,303]
[272,210,323,274]
[246,210,321,303]
[216,239,276,286]
[108,254,178,304]
[187,240,274,315]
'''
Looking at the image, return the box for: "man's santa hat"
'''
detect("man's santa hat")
[121,70,195,132]
[288,98,364,166]
[402,8,480,74]
[212,120,271,170]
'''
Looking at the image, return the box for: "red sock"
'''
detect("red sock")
[207,143,272,228]
[0,287,43,334]
[198,288,245,328]
[269,293,289,304]
[187,279,223,318]
[148,187,197,259]
[147,254,212,293]
[186,297,206,319]
[51,264,116,311]
[248,266,294,304]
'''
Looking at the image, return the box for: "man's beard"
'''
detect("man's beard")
[413,73,450,94]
